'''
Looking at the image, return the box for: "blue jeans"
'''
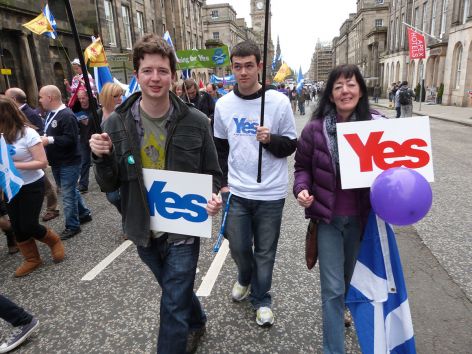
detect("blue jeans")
[51,164,91,230]
[79,142,91,189]
[0,294,32,327]
[106,190,121,214]
[318,216,361,354]
[223,194,285,308]
[298,101,305,115]
[137,237,206,354]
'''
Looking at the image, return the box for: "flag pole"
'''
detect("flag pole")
[256,0,271,183]
[62,0,101,134]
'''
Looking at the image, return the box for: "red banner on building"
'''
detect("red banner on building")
[407,28,426,59]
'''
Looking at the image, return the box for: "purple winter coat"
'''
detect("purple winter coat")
[293,113,380,224]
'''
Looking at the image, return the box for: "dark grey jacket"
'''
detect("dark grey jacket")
[92,91,222,247]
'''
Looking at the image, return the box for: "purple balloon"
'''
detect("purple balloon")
[370,167,433,226]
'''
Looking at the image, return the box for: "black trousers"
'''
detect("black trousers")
[6,177,47,243]
[0,294,32,327]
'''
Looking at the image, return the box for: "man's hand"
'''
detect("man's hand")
[297,189,314,208]
[256,126,270,144]
[206,193,223,216]
[41,136,49,146]
[90,133,112,157]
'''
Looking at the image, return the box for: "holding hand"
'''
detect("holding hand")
[206,193,223,216]
[256,126,270,144]
[90,133,113,157]
[297,189,314,208]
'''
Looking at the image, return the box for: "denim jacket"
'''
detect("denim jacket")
[92,91,222,247]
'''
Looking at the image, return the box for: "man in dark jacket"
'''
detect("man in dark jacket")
[39,85,92,240]
[90,34,222,354]
[182,79,215,119]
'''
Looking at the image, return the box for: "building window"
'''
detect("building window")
[121,5,132,49]
[375,19,383,27]
[390,20,394,50]
[422,2,428,32]
[401,13,406,47]
[414,7,420,27]
[137,11,145,39]
[431,0,437,35]
[440,0,448,37]
[161,0,164,9]
[104,0,117,47]
[211,10,219,19]
[213,32,220,40]
[377,0,384,4]
[395,17,400,49]
[454,44,463,88]
[463,0,470,24]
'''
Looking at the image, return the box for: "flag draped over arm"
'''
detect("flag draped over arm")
[0,135,24,202]
[346,211,416,354]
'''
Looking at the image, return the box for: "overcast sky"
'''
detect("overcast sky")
[205,0,358,73]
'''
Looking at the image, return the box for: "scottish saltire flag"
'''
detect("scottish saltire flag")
[124,75,140,98]
[0,135,24,202]
[296,66,304,94]
[42,4,57,39]
[93,67,114,93]
[163,31,180,62]
[181,69,192,80]
[271,53,282,70]
[346,211,416,354]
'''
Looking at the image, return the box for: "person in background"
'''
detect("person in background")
[0,96,65,277]
[0,198,17,255]
[372,84,381,103]
[216,82,228,96]
[39,85,92,240]
[206,83,221,103]
[213,40,297,327]
[397,81,415,118]
[289,85,298,114]
[277,83,289,97]
[172,81,183,98]
[298,87,306,115]
[98,83,124,214]
[182,79,215,120]
[90,34,222,354]
[294,64,380,354]
[64,58,97,96]
[0,294,39,353]
[4,88,60,222]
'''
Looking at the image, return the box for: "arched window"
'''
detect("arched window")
[453,44,463,89]
[396,61,401,82]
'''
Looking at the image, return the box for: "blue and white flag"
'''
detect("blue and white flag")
[93,66,114,94]
[271,53,282,70]
[163,31,180,62]
[0,135,24,202]
[42,4,57,39]
[346,211,416,354]
[124,75,140,98]
[296,66,304,94]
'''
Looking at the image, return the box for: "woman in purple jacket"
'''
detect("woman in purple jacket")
[294,64,378,354]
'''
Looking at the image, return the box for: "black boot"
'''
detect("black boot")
[5,228,19,254]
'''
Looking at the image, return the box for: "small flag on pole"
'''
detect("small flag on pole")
[273,62,291,82]
[84,38,108,67]
[0,135,24,202]
[22,11,55,38]
[42,4,57,39]
[296,66,304,94]
[124,75,140,98]
[346,211,417,354]
[163,31,180,63]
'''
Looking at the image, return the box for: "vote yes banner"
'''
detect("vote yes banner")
[337,116,434,189]
[143,169,212,238]
[407,28,426,59]
[176,46,230,69]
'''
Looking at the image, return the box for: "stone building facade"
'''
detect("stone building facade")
[203,3,256,79]
[332,0,390,90]
[250,0,274,78]
[311,41,334,82]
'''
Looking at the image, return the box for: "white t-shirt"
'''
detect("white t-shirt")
[12,126,45,184]
[214,89,297,200]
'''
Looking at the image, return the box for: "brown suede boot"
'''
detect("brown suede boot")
[15,239,42,277]
[38,228,65,262]
[5,228,18,254]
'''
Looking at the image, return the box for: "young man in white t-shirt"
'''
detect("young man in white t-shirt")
[213,40,297,327]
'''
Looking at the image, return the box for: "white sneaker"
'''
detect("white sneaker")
[256,307,274,327]
[231,281,250,302]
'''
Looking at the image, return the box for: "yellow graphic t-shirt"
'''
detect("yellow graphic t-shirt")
[140,106,170,169]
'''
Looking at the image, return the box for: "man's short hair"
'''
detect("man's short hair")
[183,79,198,91]
[402,80,408,86]
[230,40,261,64]
[132,33,177,74]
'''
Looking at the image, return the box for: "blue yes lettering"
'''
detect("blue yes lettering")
[234,117,258,135]
[147,181,208,223]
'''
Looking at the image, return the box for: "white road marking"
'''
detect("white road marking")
[196,239,230,297]
[81,240,133,281]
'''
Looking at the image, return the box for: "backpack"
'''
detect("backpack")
[399,88,412,105]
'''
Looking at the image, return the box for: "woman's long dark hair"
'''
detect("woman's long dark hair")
[0,96,35,144]
[312,64,370,121]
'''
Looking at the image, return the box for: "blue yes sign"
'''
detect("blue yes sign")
[142,169,213,238]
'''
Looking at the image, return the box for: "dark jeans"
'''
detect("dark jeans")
[6,177,47,242]
[396,106,401,118]
[79,142,91,189]
[137,237,205,354]
[0,294,33,327]
[223,194,285,308]
[298,101,305,115]
[106,190,121,214]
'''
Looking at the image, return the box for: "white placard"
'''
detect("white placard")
[337,116,434,189]
[142,169,212,238]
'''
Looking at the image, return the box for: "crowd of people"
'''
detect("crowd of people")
[1,34,380,354]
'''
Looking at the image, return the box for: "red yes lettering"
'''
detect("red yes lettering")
[344,131,430,172]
